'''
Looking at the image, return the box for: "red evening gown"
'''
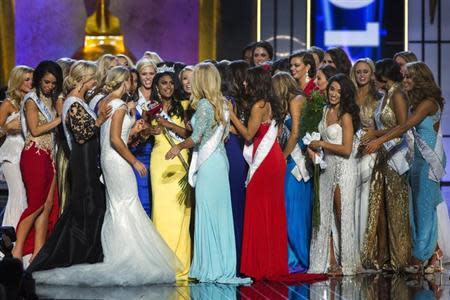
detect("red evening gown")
[240,123,289,279]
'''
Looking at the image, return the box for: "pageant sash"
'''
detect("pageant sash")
[88,93,105,114]
[136,90,147,116]
[243,120,278,186]
[188,106,229,187]
[62,96,98,150]
[159,110,185,142]
[374,96,410,175]
[412,125,446,182]
[21,91,55,138]
[283,115,310,182]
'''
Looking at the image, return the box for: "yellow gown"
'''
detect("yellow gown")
[150,114,191,280]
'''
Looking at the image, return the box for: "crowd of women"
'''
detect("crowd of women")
[0,41,448,286]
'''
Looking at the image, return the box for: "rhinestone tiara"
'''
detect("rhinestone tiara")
[156,65,175,74]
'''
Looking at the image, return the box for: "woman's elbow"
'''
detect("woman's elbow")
[29,128,40,137]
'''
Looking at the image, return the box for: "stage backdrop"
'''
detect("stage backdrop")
[15,0,199,66]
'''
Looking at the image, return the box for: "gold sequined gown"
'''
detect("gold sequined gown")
[362,84,411,271]
[355,97,378,251]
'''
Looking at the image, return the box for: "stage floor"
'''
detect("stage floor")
[35,270,450,299]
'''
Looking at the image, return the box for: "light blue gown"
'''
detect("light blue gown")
[410,111,446,261]
[189,99,251,284]
[284,116,313,273]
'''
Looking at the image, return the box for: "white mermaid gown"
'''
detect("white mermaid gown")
[0,111,27,228]
[33,99,180,286]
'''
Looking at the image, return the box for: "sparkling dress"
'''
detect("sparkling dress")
[308,107,362,275]
[17,93,60,256]
[355,97,378,251]
[0,107,27,228]
[362,85,411,271]
[32,99,179,286]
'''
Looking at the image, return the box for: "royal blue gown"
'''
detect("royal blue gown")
[130,109,153,216]
[284,116,313,273]
[224,98,248,274]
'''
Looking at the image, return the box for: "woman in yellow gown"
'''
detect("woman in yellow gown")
[150,65,192,280]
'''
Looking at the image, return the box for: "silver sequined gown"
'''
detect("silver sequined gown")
[308,107,362,275]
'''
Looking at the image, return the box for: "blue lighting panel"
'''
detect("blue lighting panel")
[312,0,405,61]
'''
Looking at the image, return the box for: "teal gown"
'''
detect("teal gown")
[189,99,251,284]
[410,111,446,261]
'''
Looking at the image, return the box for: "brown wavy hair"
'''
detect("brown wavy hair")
[405,61,444,111]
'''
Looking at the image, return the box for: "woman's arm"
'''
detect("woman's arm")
[230,100,266,142]
[165,100,211,159]
[309,113,354,158]
[156,117,192,138]
[0,100,21,134]
[25,100,61,137]
[365,99,438,154]
[110,107,147,176]
[283,95,305,158]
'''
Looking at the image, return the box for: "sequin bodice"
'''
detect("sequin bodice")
[24,95,55,152]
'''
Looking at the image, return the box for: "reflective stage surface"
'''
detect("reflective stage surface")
[36,269,450,300]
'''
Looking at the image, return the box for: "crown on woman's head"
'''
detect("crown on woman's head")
[157,65,175,74]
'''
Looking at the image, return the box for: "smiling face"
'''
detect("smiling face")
[157,74,175,99]
[328,80,341,106]
[139,66,156,90]
[290,56,309,81]
[402,69,414,92]
[253,47,270,66]
[354,61,372,87]
[181,70,193,94]
[40,72,57,96]
[20,72,33,93]
[314,70,328,92]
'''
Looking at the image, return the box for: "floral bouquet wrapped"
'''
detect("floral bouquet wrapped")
[300,90,326,138]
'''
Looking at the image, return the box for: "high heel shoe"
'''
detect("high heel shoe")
[424,249,444,274]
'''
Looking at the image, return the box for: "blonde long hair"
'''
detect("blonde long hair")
[63,60,97,95]
[102,66,130,94]
[96,54,118,86]
[6,65,34,108]
[190,62,227,127]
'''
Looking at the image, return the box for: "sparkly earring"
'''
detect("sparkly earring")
[305,73,310,83]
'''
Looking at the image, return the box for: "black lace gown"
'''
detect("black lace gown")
[27,102,106,272]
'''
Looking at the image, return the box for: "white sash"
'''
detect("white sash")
[243,120,278,186]
[62,96,98,150]
[136,90,147,116]
[412,125,446,182]
[21,91,55,138]
[374,97,410,175]
[188,107,229,187]
[283,115,310,182]
[88,93,105,114]
[159,110,185,142]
